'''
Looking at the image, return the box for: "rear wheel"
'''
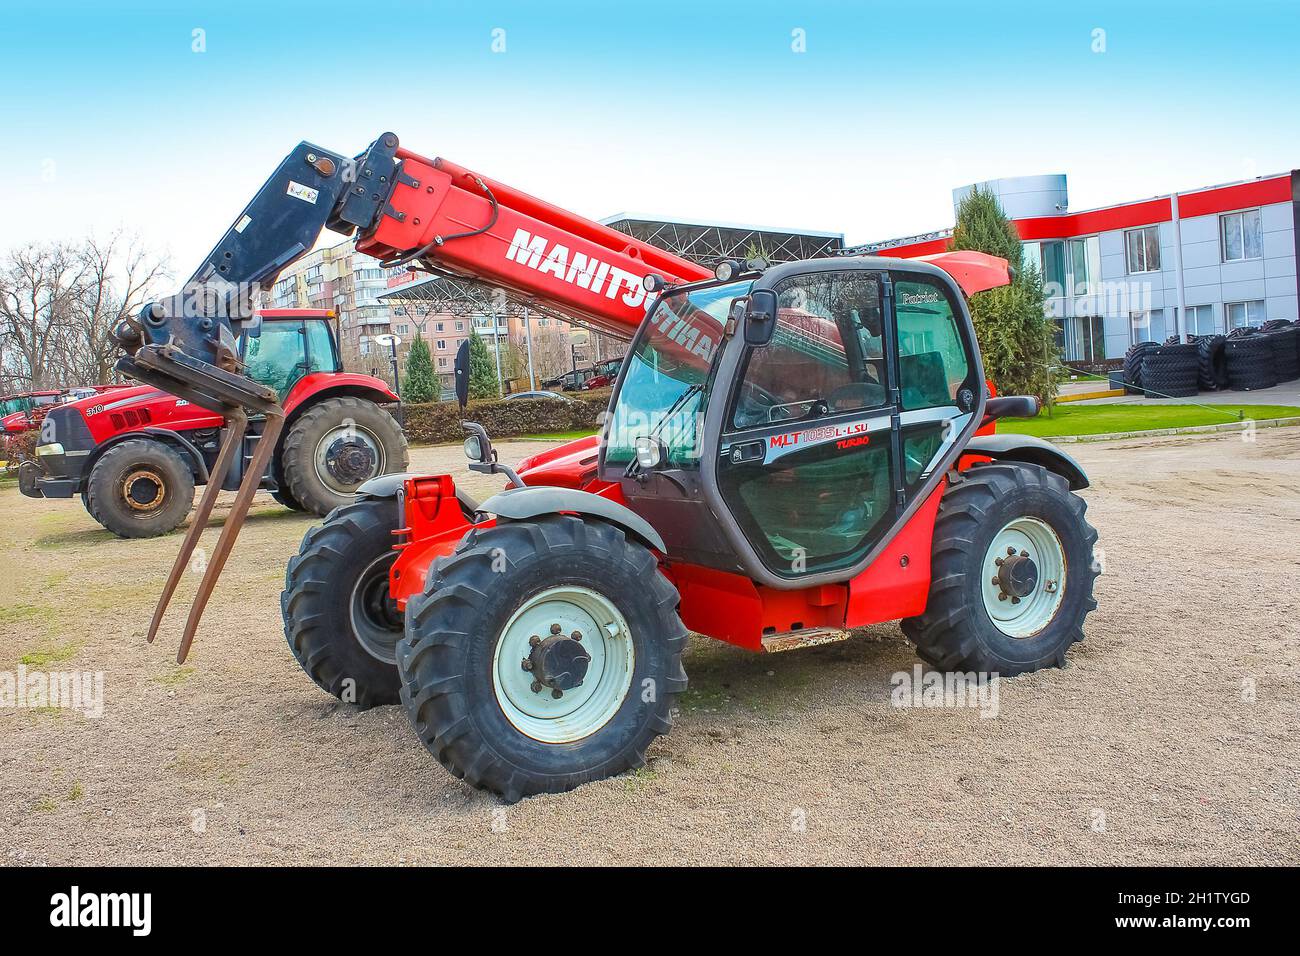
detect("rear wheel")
[86,439,195,538]
[281,397,408,516]
[901,462,1098,676]
[281,499,403,708]
[398,516,687,802]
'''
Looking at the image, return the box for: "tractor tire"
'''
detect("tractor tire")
[1140,343,1199,397]
[281,397,408,517]
[1123,341,1158,394]
[86,438,196,539]
[901,462,1099,677]
[398,515,688,802]
[1194,335,1228,391]
[1225,335,1277,391]
[281,499,403,708]
[1264,327,1299,382]
[270,486,306,511]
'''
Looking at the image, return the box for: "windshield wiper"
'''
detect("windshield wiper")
[624,382,704,479]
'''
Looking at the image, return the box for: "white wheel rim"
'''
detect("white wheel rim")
[491,586,634,744]
[313,423,385,495]
[981,516,1067,638]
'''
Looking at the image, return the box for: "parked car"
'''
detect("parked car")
[541,368,592,392]
[504,389,576,402]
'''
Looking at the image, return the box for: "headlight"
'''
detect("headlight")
[36,442,64,456]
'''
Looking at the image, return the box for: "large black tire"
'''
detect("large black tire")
[270,486,306,511]
[1140,342,1199,397]
[1193,334,1228,390]
[280,397,408,517]
[86,438,196,538]
[398,515,687,802]
[1123,341,1158,394]
[1264,327,1299,382]
[1225,335,1277,391]
[901,462,1099,676]
[281,499,403,708]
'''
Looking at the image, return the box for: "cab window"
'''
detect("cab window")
[304,321,339,374]
[894,275,970,410]
[730,272,885,430]
[243,321,307,399]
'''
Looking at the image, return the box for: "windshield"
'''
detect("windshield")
[605,279,752,467]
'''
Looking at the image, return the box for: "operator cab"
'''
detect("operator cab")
[237,310,342,400]
[602,257,985,589]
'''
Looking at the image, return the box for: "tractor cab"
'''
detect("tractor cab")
[238,309,342,401]
[603,257,986,587]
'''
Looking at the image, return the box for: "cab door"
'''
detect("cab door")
[715,269,900,579]
[713,264,984,583]
[241,320,310,400]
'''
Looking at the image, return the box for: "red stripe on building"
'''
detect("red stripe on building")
[865,174,1293,256]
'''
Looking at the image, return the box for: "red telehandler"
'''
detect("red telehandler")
[117,133,1098,800]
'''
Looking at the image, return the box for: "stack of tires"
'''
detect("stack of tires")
[1140,342,1199,397]
[1224,334,1277,391]
[1191,334,1229,390]
[1123,341,1159,395]
[1260,321,1299,383]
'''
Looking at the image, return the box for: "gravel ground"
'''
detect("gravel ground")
[2,429,1297,866]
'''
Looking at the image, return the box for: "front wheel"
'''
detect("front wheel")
[85,438,195,538]
[901,462,1099,676]
[398,516,687,802]
[281,397,408,516]
[281,499,403,708]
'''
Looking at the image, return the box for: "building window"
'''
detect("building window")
[1184,305,1217,336]
[1125,226,1161,274]
[438,357,447,368]
[455,321,464,331]
[1129,309,1166,345]
[1221,209,1263,262]
[1037,237,1098,297]
[436,322,445,332]
[1225,300,1266,330]
[436,339,446,350]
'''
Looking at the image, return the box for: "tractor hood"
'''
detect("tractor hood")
[515,434,601,489]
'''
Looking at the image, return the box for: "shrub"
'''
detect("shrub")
[403,333,437,404]
[401,390,611,445]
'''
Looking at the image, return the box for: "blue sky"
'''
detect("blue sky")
[1,0,1297,271]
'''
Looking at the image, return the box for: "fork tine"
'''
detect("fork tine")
[147,407,247,645]
[175,411,285,664]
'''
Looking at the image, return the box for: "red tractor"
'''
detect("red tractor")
[20,309,407,538]
[121,133,1098,801]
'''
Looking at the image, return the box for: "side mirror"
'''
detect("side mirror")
[462,421,493,463]
[454,339,470,410]
[743,290,778,346]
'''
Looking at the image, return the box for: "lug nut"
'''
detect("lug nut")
[551,688,564,699]
[550,623,562,635]
[1007,546,1017,556]
[530,680,543,694]
[995,557,1004,567]
[1011,596,1021,605]
[998,593,1008,601]
[521,659,533,671]
[991,577,1001,586]
[528,635,541,647]
[571,630,582,642]
[1020,550,1029,558]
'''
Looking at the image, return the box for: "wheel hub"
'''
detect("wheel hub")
[122,469,164,511]
[996,551,1038,599]
[524,623,591,696]
[323,437,377,485]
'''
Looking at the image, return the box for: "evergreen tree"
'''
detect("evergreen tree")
[403,332,437,404]
[467,328,499,399]
[949,187,1059,405]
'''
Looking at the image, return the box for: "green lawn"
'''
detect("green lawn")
[1000,404,1300,438]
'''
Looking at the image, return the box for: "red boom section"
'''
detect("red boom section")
[356,150,712,338]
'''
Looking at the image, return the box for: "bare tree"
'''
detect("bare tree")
[0,243,88,390]
[62,234,170,385]
[0,235,169,391]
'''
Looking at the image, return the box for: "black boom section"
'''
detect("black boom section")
[111,133,403,414]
